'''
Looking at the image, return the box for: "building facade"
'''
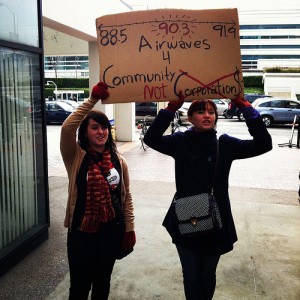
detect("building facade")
[44,54,89,78]
[43,27,89,78]
[239,9,300,70]
[0,0,49,275]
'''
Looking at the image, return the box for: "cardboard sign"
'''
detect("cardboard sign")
[96,8,244,104]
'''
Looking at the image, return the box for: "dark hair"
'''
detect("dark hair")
[187,99,219,124]
[78,110,117,152]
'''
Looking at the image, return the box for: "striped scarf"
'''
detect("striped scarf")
[79,148,115,233]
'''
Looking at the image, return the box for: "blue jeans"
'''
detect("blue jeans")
[176,245,220,300]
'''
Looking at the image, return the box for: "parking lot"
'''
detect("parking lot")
[48,117,300,190]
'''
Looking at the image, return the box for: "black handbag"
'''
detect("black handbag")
[173,139,223,237]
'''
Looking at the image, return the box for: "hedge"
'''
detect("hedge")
[264,67,300,73]
[45,78,89,88]
[243,76,263,88]
[45,78,90,98]
[44,76,264,98]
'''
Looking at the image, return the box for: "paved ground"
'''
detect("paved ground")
[0,125,299,300]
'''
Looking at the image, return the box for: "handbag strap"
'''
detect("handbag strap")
[209,138,219,194]
[99,153,122,204]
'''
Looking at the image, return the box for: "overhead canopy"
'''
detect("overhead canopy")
[42,0,292,41]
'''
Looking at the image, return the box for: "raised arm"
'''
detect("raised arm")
[144,92,184,155]
[229,95,273,158]
[60,82,109,171]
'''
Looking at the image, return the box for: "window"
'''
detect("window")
[0,47,47,253]
[271,100,284,108]
[258,101,271,108]
[240,45,300,49]
[0,0,39,47]
[44,55,89,78]
[240,24,300,30]
[240,35,300,39]
[285,101,300,109]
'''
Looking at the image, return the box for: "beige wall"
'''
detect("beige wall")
[264,73,300,99]
[43,27,88,55]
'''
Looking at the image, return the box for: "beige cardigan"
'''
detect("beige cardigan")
[60,97,134,232]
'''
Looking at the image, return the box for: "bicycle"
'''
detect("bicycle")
[171,112,190,133]
[137,115,151,151]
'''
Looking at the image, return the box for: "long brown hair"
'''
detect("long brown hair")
[78,110,117,152]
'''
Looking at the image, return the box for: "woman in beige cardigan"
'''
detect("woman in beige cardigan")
[60,82,135,300]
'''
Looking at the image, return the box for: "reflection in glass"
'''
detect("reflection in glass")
[0,0,39,46]
[0,46,46,251]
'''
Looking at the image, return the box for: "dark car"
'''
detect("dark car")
[252,97,300,127]
[298,171,300,199]
[3,96,43,123]
[225,94,273,121]
[245,93,273,104]
[135,102,157,123]
[45,101,73,124]
[223,101,239,119]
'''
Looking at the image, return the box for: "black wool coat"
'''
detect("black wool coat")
[144,109,272,255]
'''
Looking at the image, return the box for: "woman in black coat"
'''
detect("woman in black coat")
[144,94,272,300]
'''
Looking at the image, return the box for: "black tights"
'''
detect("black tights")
[67,231,116,300]
[176,245,220,300]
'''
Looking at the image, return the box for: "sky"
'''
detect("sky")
[123,0,299,11]
[42,0,300,39]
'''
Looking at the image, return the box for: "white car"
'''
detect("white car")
[57,100,80,109]
[212,99,229,116]
[178,99,229,123]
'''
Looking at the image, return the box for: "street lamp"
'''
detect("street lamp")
[46,80,58,100]
[0,2,17,38]
[119,0,147,10]
[119,0,133,10]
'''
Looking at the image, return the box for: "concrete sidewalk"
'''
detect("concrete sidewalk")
[0,138,299,300]
[46,178,300,300]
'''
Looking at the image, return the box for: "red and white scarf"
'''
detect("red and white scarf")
[79,148,115,233]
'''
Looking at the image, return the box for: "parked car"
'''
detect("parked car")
[213,99,229,116]
[45,101,73,124]
[223,101,239,119]
[135,102,157,123]
[225,94,273,121]
[178,102,192,123]
[245,93,273,104]
[298,171,300,199]
[57,100,80,109]
[252,97,300,127]
[3,96,42,123]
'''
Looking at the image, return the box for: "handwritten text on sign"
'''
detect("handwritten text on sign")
[96,9,243,104]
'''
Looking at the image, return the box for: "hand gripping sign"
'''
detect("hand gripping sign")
[96,8,244,104]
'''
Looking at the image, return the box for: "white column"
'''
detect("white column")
[88,41,135,142]
[115,103,135,142]
[88,41,114,121]
[88,41,99,93]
